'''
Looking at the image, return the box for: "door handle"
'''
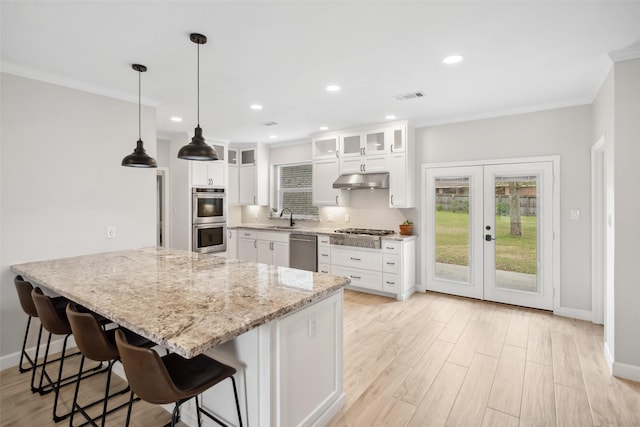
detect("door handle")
[485,234,496,242]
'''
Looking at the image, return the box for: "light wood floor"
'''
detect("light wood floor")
[1,290,639,426]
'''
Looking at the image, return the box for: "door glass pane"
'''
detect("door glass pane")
[228,149,237,165]
[393,129,403,151]
[494,175,538,292]
[343,135,361,154]
[241,149,255,165]
[366,131,385,152]
[435,177,470,283]
[315,138,337,156]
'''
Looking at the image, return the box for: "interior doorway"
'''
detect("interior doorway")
[156,168,169,247]
[591,137,605,325]
[423,159,557,311]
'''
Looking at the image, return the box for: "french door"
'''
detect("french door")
[425,161,554,310]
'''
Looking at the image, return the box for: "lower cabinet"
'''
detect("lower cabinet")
[328,238,416,300]
[236,229,289,267]
[227,228,238,259]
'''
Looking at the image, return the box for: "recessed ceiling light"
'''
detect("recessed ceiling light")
[326,85,341,92]
[443,54,464,64]
[385,115,396,120]
[170,116,182,122]
[319,126,329,131]
[250,104,263,110]
[269,135,277,139]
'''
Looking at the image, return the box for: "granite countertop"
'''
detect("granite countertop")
[229,224,418,241]
[11,247,349,358]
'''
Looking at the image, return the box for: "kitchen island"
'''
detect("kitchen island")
[11,247,349,426]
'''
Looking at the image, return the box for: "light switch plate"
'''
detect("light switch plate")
[106,226,116,239]
[570,209,580,220]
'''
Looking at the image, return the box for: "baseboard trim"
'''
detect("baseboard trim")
[554,306,593,321]
[612,360,640,382]
[0,335,76,372]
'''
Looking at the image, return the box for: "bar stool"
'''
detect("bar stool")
[14,276,75,393]
[66,303,153,427]
[31,287,107,422]
[115,329,243,427]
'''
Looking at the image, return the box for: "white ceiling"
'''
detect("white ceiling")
[2,1,640,144]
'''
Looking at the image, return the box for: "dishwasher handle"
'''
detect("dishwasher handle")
[290,234,316,243]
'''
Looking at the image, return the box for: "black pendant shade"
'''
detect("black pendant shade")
[178,33,218,161]
[122,64,157,168]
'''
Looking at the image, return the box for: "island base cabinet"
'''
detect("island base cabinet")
[180,290,345,427]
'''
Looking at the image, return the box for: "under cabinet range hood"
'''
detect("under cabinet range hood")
[332,172,389,190]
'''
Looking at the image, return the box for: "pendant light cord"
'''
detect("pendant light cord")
[197,42,200,127]
[138,69,142,141]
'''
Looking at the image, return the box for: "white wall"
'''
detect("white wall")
[0,73,157,362]
[612,58,640,375]
[415,105,593,312]
[157,138,171,168]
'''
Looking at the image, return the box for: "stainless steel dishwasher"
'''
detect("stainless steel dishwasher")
[289,234,317,272]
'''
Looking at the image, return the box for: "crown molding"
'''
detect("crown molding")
[608,45,640,63]
[1,61,159,107]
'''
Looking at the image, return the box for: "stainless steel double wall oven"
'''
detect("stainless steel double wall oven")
[192,187,226,253]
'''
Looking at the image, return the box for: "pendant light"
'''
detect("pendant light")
[177,33,218,161]
[121,64,157,168]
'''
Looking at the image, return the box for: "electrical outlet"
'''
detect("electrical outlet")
[344,214,350,222]
[328,214,334,222]
[106,226,116,239]
[308,317,317,337]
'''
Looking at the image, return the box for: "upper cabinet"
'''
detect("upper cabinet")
[387,122,414,208]
[339,128,388,174]
[190,143,227,187]
[227,148,239,205]
[228,144,268,206]
[312,136,339,160]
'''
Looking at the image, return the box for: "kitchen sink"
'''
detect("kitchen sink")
[265,225,298,230]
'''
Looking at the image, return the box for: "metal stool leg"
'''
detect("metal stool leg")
[232,376,243,427]
[29,324,44,393]
[18,316,35,373]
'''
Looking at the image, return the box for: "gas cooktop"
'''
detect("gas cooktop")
[334,228,395,236]
[331,228,395,248]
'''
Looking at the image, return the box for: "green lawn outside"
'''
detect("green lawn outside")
[435,211,537,274]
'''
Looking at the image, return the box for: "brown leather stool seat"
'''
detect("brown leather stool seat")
[30,287,107,422]
[14,276,71,392]
[115,329,243,427]
[66,303,153,427]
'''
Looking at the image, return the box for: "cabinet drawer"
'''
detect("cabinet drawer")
[318,247,331,262]
[382,273,400,294]
[318,235,331,246]
[383,254,400,274]
[332,266,382,291]
[318,263,331,274]
[330,246,382,271]
[382,240,400,254]
[256,231,289,243]
[238,229,257,239]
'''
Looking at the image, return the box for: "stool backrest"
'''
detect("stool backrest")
[115,329,181,405]
[31,287,71,335]
[14,276,38,318]
[66,304,119,362]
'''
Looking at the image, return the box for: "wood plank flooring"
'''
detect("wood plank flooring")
[329,290,639,427]
[1,289,638,426]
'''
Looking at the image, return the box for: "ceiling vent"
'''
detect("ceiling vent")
[394,91,424,101]
[261,121,278,126]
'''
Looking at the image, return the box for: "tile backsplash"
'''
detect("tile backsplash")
[233,190,416,232]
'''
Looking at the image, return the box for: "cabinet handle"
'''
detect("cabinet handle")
[254,240,257,248]
[321,253,329,257]
[335,195,339,205]
[244,233,251,236]
[363,147,366,155]
[391,195,394,205]
[386,281,395,285]
[391,144,394,153]
[386,246,394,250]
[386,262,395,265]
[335,150,339,158]
[270,242,274,250]
[350,275,361,279]
[253,196,256,204]
[363,164,366,172]
[350,257,361,261]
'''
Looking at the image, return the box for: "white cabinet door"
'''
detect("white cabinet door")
[272,241,289,267]
[313,159,349,206]
[389,152,408,207]
[239,165,256,205]
[364,128,389,155]
[191,162,209,186]
[238,238,257,262]
[227,229,238,260]
[363,155,387,173]
[257,240,272,265]
[209,163,226,187]
[340,156,364,174]
[389,126,406,153]
[340,133,362,158]
[312,137,339,160]
[228,165,239,205]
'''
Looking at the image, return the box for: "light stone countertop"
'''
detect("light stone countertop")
[229,223,418,241]
[11,247,349,358]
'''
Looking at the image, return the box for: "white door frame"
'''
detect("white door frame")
[157,167,171,248]
[591,137,605,324]
[420,156,560,312]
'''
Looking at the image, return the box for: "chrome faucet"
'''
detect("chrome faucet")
[280,208,295,227]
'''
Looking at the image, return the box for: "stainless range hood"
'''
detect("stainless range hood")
[332,172,389,190]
